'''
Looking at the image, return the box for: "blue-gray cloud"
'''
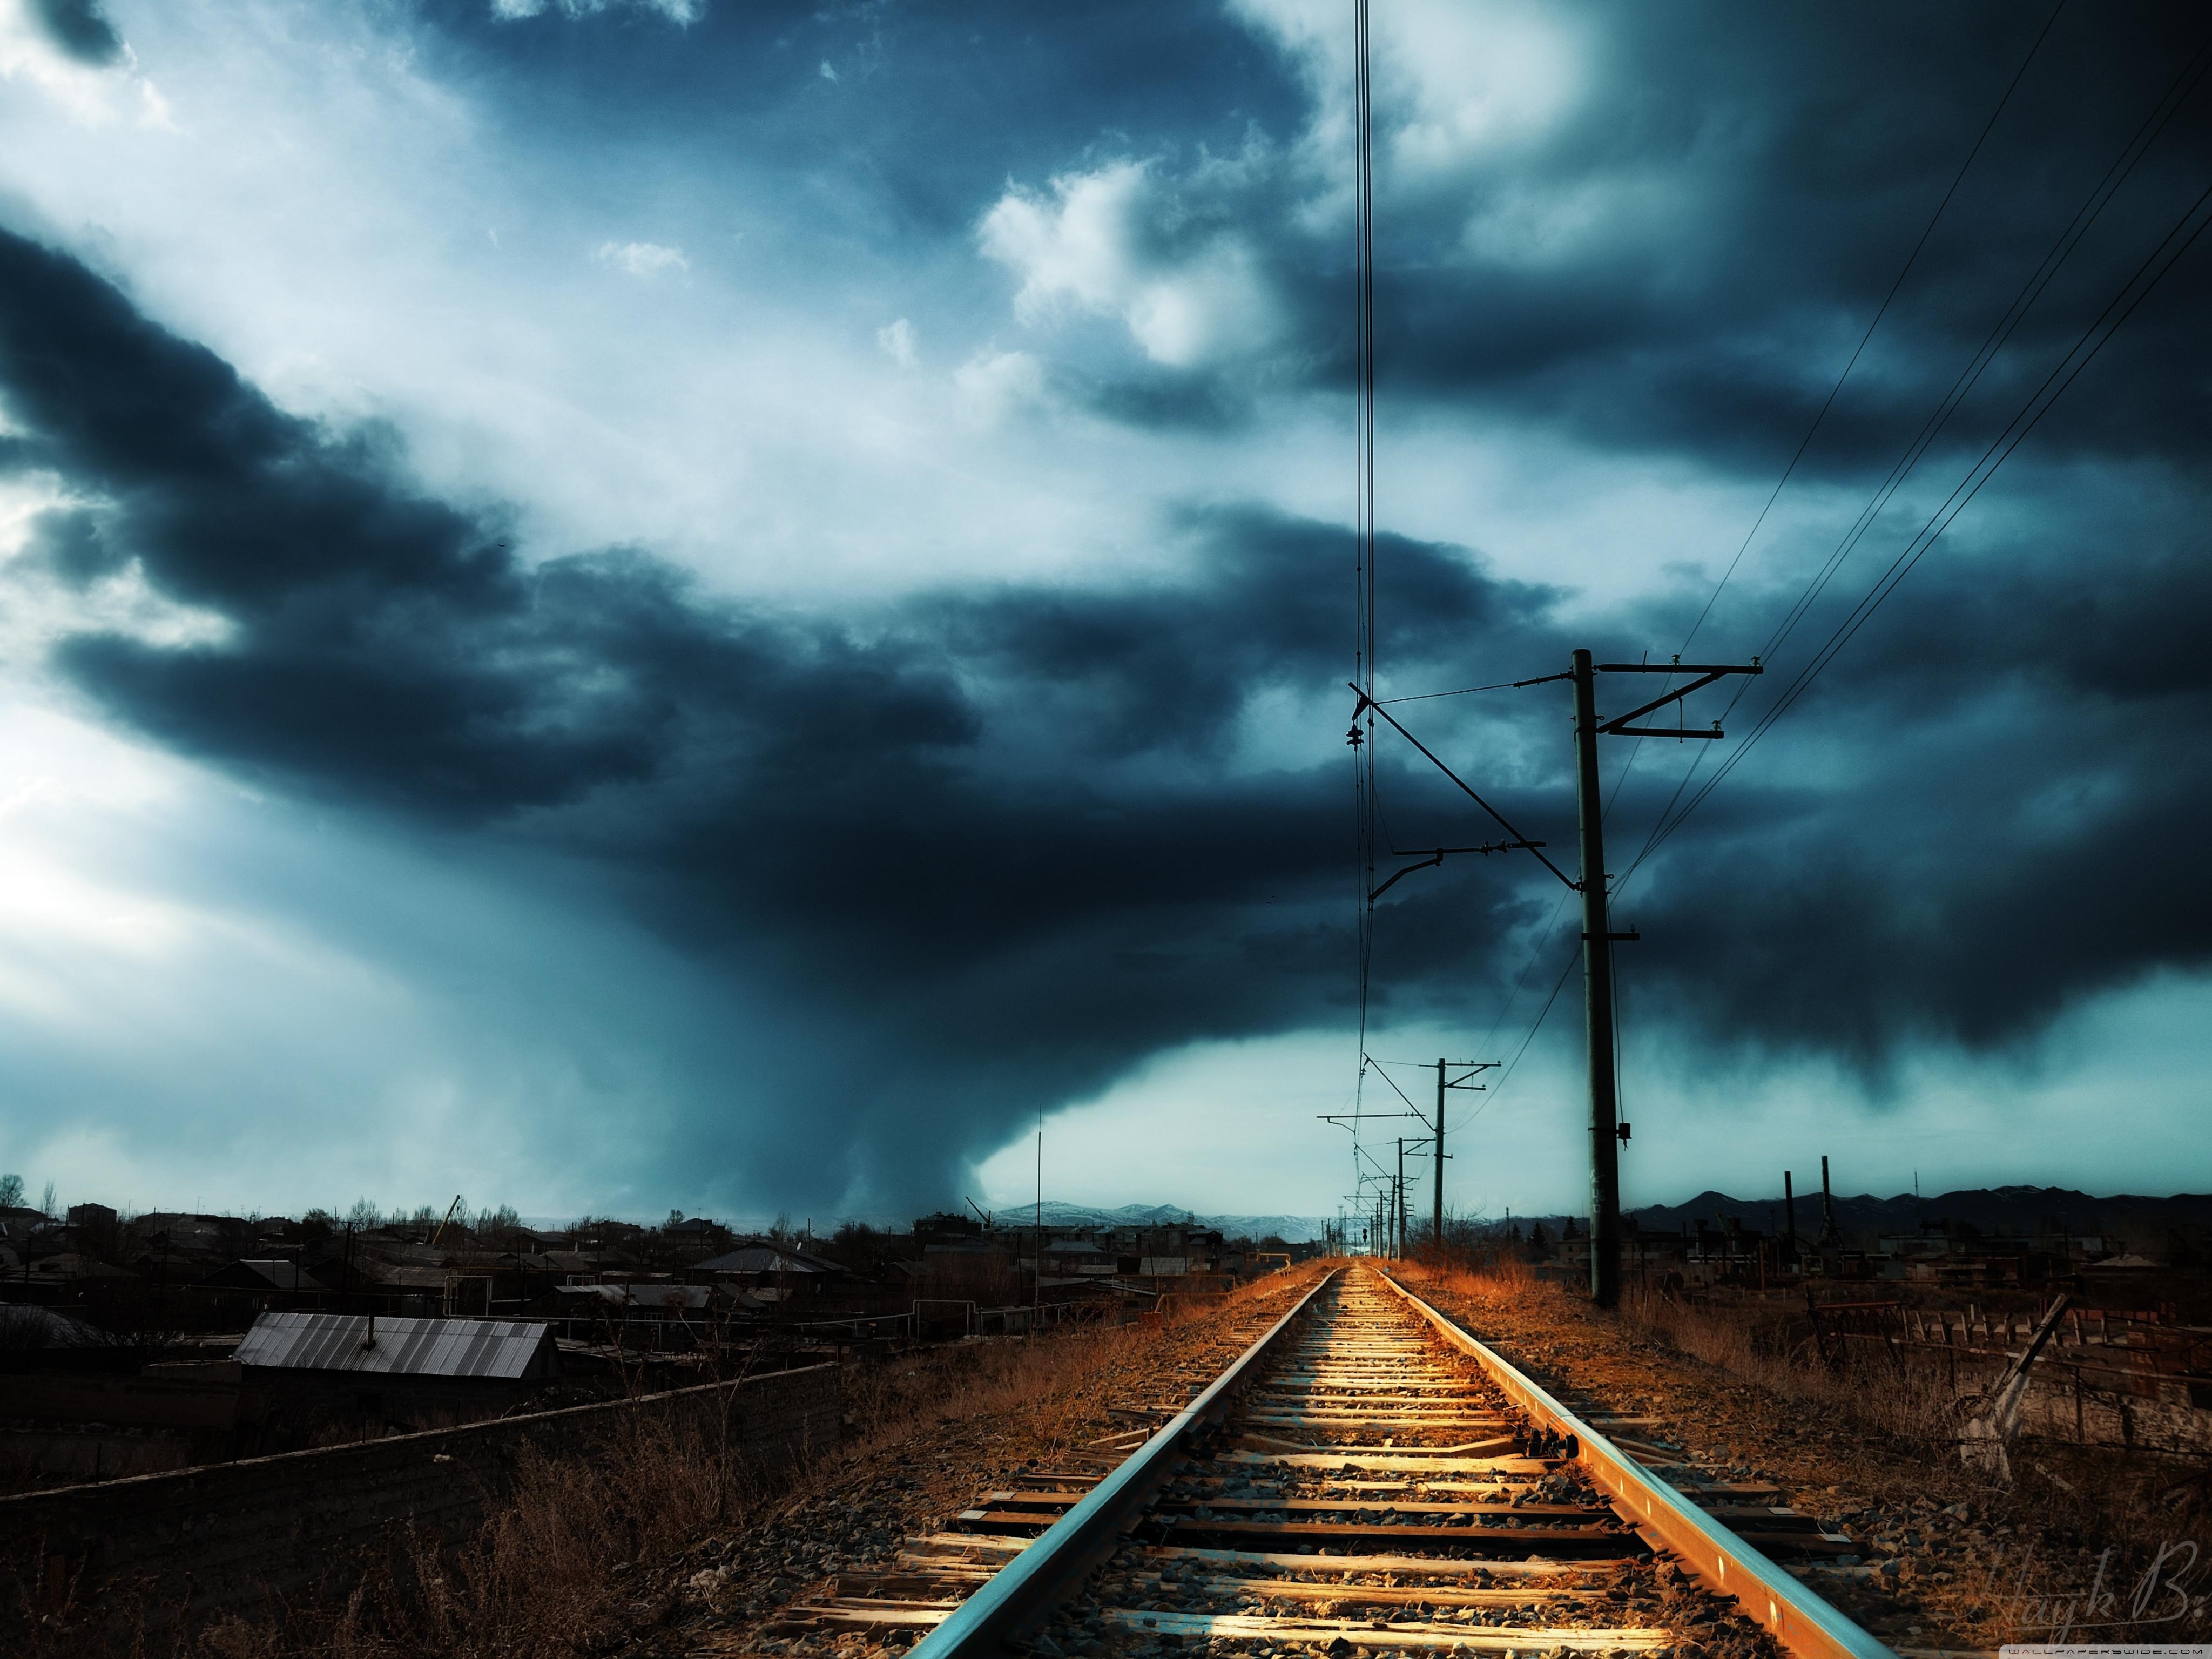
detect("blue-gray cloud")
[3,218,2209,1203]
[3,0,2209,1211]
[28,0,122,66]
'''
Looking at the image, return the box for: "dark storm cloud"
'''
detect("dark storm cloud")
[417,1,2208,487]
[3,208,2208,1197]
[0,227,1555,1200]
[1577,480,2212,1074]
[1006,2,2211,490]
[28,0,123,65]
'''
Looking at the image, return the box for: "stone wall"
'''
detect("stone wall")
[0,1361,839,1640]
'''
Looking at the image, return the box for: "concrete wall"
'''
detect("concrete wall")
[0,1362,838,1640]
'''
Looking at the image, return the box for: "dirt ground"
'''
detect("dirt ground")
[168,1258,2193,1659]
[1398,1262,2212,1656]
[648,1272,1327,1659]
[651,1264,1783,1659]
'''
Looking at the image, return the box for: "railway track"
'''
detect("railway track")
[767,1265,1895,1659]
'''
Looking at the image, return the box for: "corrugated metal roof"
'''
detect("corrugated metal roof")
[234,1311,556,1378]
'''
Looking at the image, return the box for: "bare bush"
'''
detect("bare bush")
[25,1273,1314,1659]
[1404,1260,2212,1651]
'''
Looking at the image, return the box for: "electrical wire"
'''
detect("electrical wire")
[1746,30,2212,687]
[1475,887,1574,1058]
[1616,21,2212,892]
[1489,949,1580,1101]
[1366,1061,1424,1117]
[1356,7,2196,1222]
[1596,1,2073,886]
[1350,0,1378,1191]
[1638,172,2212,866]
[1375,680,1522,704]
[1676,0,2069,660]
[1369,0,2134,1129]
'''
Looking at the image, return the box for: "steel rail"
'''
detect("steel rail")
[908,1270,1339,1658]
[1377,1270,1896,1659]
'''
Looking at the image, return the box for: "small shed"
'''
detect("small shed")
[235,1310,559,1380]
[695,1242,845,1292]
[693,1242,844,1277]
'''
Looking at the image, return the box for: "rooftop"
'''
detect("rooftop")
[234,1311,558,1379]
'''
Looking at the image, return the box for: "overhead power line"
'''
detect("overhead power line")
[1677,0,2070,660]
[1374,680,1522,705]
[1348,0,1379,1186]
[1638,172,2212,867]
[1596,1,2078,887]
[1492,949,1579,1099]
[1616,17,2212,891]
[1462,12,2075,1099]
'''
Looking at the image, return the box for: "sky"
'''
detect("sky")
[0,0,2208,1229]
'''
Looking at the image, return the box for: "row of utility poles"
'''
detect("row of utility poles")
[1323,1055,1493,1260]
[1351,649,1761,1304]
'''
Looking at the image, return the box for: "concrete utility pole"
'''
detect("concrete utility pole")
[1353,652,1757,1303]
[1569,650,1623,1308]
[1564,650,1762,1306]
[1435,1062,1446,1254]
[1784,1170,1798,1266]
[1430,1057,1496,1258]
[1394,1138,1406,1258]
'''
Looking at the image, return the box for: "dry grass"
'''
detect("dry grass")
[684,1273,1321,1650]
[837,1318,1150,1464]
[831,1280,1305,1471]
[25,1401,774,1659]
[22,1277,1316,1659]
[1618,1278,1962,1446]
[1405,1259,2212,1650]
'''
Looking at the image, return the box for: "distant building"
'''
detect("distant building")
[1041,1238,1117,1276]
[914,1212,984,1247]
[693,1240,847,1299]
[198,1259,327,1293]
[552,1283,712,1312]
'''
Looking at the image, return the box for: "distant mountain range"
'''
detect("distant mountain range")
[541,1185,2212,1249]
[981,1199,1336,1244]
[1007,1189,2212,1247]
[523,1201,1341,1242]
[1582,1185,2212,1242]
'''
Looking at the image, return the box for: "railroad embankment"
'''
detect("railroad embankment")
[678,1270,1328,1656]
[685,1264,1809,1659]
[6,1272,1319,1658]
[1400,1261,2212,1654]
[4,1360,839,1656]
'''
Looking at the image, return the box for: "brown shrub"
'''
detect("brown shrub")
[25,1271,1317,1658]
[1403,1259,2212,1650]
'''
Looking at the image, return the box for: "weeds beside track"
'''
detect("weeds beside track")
[1402,1259,2212,1653]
